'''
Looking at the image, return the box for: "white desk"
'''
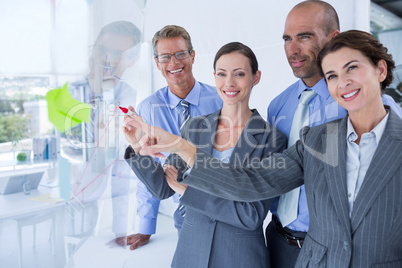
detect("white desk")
[0,185,67,268]
[0,186,65,221]
[0,184,178,268]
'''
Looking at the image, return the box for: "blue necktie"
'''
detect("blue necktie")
[178,100,190,217]
[277,90,316,226]
[180,100,190,130]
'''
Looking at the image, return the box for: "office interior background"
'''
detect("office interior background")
[0,0,401,267]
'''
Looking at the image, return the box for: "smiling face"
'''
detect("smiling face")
[322,47,387,116]
[283,5,335,87]
[154,36,195,97]
[214,52,260,108]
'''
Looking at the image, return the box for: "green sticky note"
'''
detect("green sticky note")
[45,83,91,132]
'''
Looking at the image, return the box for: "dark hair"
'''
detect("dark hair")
[317,30,395,90]
[95,21,142,46]
[294,0,340,35]
[213,42,258,74]
[152,25,193,56]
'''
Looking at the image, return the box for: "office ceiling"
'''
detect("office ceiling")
[372,0,402,18]
[371,0,402,32]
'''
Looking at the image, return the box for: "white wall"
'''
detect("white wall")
[141,0,369,119]
[0,0,371,114]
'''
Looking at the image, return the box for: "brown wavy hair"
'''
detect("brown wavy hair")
[318,30,395,90]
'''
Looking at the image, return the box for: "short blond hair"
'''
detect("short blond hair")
[152,25,193,56]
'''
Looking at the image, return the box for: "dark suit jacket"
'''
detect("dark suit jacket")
[125,109,287,268]
[184,109,402,268]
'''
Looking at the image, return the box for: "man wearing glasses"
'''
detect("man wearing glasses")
[65,21,141,247]
[122,25,222,250]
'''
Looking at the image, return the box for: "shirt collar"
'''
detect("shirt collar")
[297,78,329,99]
[346,110,390,144]
[167,80,201,109]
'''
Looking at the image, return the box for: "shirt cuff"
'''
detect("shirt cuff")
[179,166,192,182]
[138,218,157,235]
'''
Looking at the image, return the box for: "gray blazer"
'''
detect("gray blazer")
[125,109,287,268]
[183,109,402,268]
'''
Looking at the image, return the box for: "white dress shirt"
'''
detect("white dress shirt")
[345,111,389,217]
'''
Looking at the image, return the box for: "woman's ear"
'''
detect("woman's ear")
[377,59,387,83]
[253,70,262,87]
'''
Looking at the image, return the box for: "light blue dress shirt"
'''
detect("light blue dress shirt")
[268,78,347,232]
[267,78,402,232]
[136,80,222,234]
[346,112,388,218]
[68,79,136,234]
[212,148,235,163]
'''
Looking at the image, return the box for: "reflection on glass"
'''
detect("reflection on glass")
[60,20,142,265]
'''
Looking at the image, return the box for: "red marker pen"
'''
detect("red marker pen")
[118,106,136,116]
[118,105,147,123]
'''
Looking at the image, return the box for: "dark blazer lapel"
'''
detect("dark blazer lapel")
[198,109,220,155]
[322,118,351,234]
[351,110,402,233]
[229,110,262,166]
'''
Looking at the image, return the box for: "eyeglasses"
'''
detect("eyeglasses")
[156,50,192,63]
[90,45,125,59]
[90,43,141,60]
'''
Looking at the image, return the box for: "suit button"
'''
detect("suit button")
[307,250,312,258]
[209,217,216,223]
[343,241,351,251]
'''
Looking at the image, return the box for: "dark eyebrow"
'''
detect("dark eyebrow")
[216,68,244,72]
[343,60,358,69]
[283,32,315,40]
[297,32,315,37]
[324,60,359,76]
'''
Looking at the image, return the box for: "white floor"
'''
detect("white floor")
[0,212,177,268]
[0,182,271,268]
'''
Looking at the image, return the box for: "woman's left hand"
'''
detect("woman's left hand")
[164,164,187,196]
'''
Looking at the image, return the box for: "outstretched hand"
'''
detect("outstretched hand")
[105,233,151,250]
[124,111,187,158]
[122,106,145,153]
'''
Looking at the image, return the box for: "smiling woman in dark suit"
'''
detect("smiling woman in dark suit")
[126,30,402,267]
[123,42,286,268]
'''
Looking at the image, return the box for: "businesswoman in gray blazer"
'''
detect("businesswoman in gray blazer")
[126,31,402,267]
[123,42,286,268]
